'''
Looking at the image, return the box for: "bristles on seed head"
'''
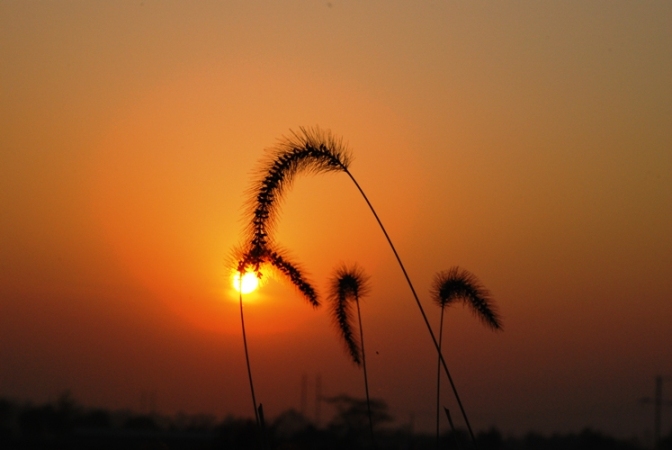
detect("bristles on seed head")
[431,267,502,330]
[328,264,370,366]
[242,127,352,257]
[234,244,319,307]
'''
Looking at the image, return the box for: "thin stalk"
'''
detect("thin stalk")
[345,170,478,447]
[258,403,268,450]
[238,284,260,429]
[436,306,445,450]
[356,297,375,448]
[444,407,463,450]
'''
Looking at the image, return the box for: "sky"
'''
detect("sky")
[1,0,671,441]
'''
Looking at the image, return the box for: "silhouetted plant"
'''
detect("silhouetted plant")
[235,279,271,450]
[236,126,487,445]
[233,128,351,447]
[432,267,501,449]
[328,264,375,446]
[237,128,351,307]
[236,277,261,438]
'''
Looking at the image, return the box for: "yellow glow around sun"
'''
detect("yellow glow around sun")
[233,271,259,294]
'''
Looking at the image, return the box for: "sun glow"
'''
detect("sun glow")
[233,271,259,294]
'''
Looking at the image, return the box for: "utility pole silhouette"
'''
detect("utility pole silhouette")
[315,374,322,427]
[641,375,672,448]
[300,373,308,416]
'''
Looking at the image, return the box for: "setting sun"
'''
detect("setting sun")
[232,271,259,294]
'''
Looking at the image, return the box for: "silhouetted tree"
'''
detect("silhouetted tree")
[325,394,392,449]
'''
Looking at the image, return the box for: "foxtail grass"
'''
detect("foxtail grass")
[237,128,351,307]
[432,267,501,449]
[236,275,262,445]
[236,126,488,446]
[328,264,375,446]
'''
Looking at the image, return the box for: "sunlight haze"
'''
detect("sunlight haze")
[1,0,671,441]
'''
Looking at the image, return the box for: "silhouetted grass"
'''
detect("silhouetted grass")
[328,264,375,446]
[235,126,491,446]
[237,128,351,307]
[432,267,502,448]
[236,277,262,446]
[233,128,351,445]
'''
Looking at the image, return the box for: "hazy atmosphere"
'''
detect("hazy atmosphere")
[1,0,671,443]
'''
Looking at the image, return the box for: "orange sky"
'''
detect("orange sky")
[1,0,671,439]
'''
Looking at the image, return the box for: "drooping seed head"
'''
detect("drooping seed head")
[328,264,370,366]
[234,244,319,307]
[266,246,319,307]
[431,267,502,330]
[243,127,352,264]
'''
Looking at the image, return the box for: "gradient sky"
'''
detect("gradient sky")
[2,0,671,440]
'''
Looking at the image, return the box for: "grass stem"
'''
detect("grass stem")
[238,285,261,431]
[345,170,479,447]
[356,297,375,448]
[436,306,445,450]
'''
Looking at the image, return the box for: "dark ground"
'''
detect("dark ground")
[1,394,670,450]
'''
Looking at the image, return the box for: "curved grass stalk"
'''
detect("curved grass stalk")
[342,170,482,445]
[437,305,446,449]
[238,278,260,429]
[237,128,351,307]
[237,126,486,446]
[328,264,375,447]
[432,267,501,449]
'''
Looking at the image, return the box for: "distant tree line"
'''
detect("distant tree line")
[0,392,669,450]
